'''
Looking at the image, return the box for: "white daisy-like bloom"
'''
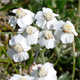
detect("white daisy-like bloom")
[7,34,31,62]
[38,30,57,49]
[12,7,35,27]
[9,16,17,27]
[18,26,39,45]
[54,21,78,44]
[35,7,59,30]
[9,74,35,80]
[30,62,57,80]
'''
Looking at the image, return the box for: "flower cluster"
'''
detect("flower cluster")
[30,62,57,80]
[9,62,57,80]
[8,7,78,80]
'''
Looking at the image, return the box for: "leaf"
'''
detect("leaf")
[56,0,67,11]
[59,57,73,64]
[39,48,46,53]
[28,4,32,11]
[68,0,74,2]
[37,57,42,63]
[0,2,25,11]
[58,71,72,80]
[0,58,9,63]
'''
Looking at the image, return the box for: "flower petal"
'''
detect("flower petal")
[54,29,64,42]
[72,29,78,36]
[21,51,29,60]
[22,15,33,25]
[39,30,45,38]
[21,39,31,51]
[7,49,17,59]
[9,34,25,46]
[61,33,74,44]
[12,9,18,13]
[41,20,47,29]
[53,20,65,30]
[24,9,35,17]
[36,18,45,27]
[18,27,25,33]
[9,16,17,27]
[38,37,45,47]
[9,74,22,80]
[43,7,53,13]
[45,38,57,49]
[24,33,38,45]
[13,51,29,62]
[47,18,57,30]
[17,18,26,28]
[13,52,20,62]
[52,13,59,17]
[43,62,53,69]
[35,11,43,19]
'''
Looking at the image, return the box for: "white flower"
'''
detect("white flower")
[54,21,78,44]
[30,62,57,80]
[35,7,59,30]
[18,26,39,45]
[38,30,57,49]
[12,8,35,27]
[9,74,35,80]
[52,20,65,30]
[7,34,31,62]
[9,16,17,27]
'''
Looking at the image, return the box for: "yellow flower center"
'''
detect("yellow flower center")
[62,23,73,33]
[16,9,27,18]
[67,25,70,28]
[43,12,53,21]
[25,26,35,35]
[44,30,53,39]
[38,68,48,77]
[12,43,23,53]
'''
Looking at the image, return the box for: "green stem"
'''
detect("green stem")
[0,45,19,74]
[0,32,17,34]
[72,40,76,80]
[39,48,46,64]
[0,58,9,63]
[62,47,72,56]
[26,50,34,67]
[59,57,73,64]
[17,63,28,69]
[76,0,80,31]
[3,62,10,73]
[0,63,7,66]
[0,20,16,35]
[47,52,55,62]
[55,47,60,58]
[53,58,59,67]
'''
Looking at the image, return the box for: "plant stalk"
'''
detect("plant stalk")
[0,45,19,74]
[76,0,80,31]
[72,40,76,80]
[0,20,16,35]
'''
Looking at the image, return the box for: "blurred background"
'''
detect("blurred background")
[0,0,80,80]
